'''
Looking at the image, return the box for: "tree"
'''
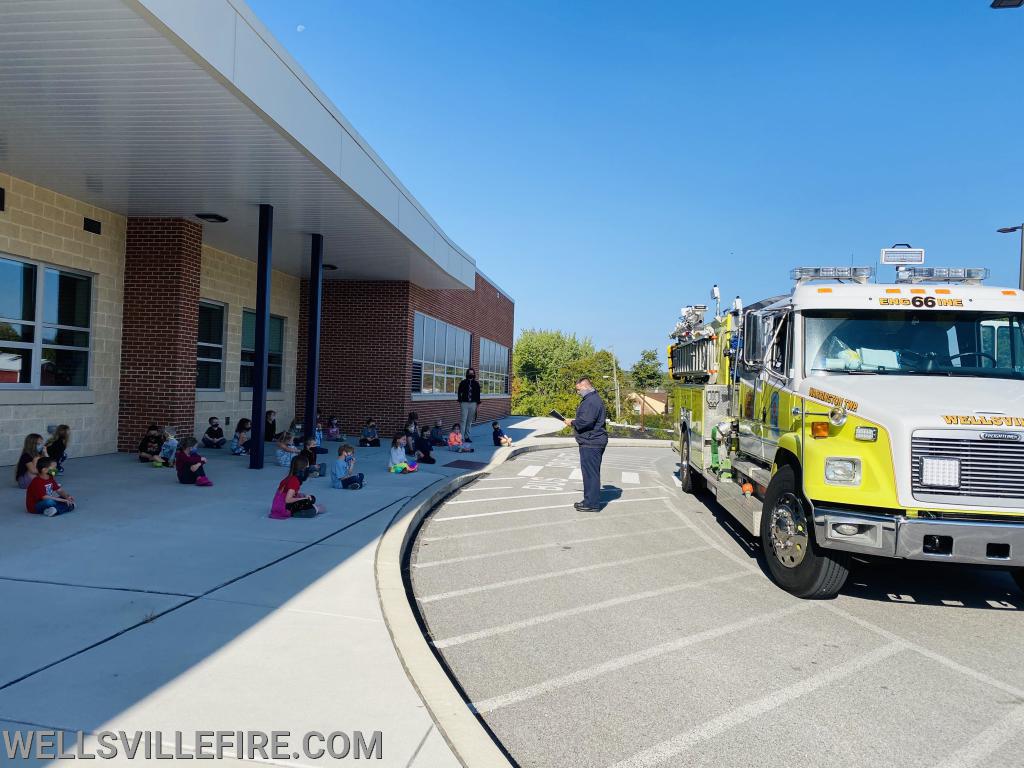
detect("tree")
[630,348,663,429]
[511,330,623,419]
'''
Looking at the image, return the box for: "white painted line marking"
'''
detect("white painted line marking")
[414,526,690,568]
[665,495,1024,708]
[621,471,640,484]
[569,468,582,481]
[446,486,665,505]
[935,702,1024,768]
[433,571,754,648]
[435,496,669,522]
[606,642,904,767]
[420,508,672,541]
[472,604,813,713]
[517,465,543,477]
[417,545,711,603]
[457,486,514,491]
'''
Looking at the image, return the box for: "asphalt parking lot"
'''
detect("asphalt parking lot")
[409,445,1024,768]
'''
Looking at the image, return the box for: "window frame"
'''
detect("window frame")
[196,300,226,392]
[0,253,94,390]
[479,337,511,396]
[240,309,285,392]
[411,311,471,398]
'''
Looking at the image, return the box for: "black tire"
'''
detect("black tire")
[760,464,849,599]
[1010,569,1024,595]
[679,428,703,494]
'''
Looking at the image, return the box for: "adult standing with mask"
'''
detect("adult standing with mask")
[457,367,481,443]
[564,376,608,512]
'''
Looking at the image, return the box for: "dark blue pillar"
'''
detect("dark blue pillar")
[303,233,323,439]
[249,203,273,469]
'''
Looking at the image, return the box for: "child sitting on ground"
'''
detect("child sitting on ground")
[202,417,226,448]
[275,431,301,467]
[326,417,341,441]
[359,418,380,448]
[331,444,364,489]
[175,437,213,486]
[388,434,418,473]
[492,421,513,447]
[158,427,178,467]
[270,455,323,518]
[415,426,436,464]
[301,436,328,479]
[447,423,475,453]
[15,433,46,489]
[46,424,71,474]
[429,419,447,447]
[26,457,76,516]
[137,424,166,465]
[405,412,419,445]
[231,419,252,455]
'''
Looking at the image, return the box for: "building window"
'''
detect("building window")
[479,338,510,395]
[412,311,470,395]
[241,310,284,391]
[0,255,92,388]
[196,301,225,390]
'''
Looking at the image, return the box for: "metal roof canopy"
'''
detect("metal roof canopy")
[0,0,478,288]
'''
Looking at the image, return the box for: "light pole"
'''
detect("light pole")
[997,224,1024,290]
[610,353,621,420]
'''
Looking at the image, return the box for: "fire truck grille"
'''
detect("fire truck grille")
[912,436,1024,501]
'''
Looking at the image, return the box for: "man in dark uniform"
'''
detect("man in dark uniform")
[564,376,608,512]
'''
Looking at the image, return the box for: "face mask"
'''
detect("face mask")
[468,373,476,379]
[37,443,46,453]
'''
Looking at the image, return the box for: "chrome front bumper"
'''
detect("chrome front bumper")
[812,506,1024,566]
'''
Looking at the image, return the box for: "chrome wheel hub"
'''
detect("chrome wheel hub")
[769,492,808,568]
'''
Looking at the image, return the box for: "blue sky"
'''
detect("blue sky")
[248,0,1024,368]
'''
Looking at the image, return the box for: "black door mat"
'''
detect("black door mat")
[444,459,490,470]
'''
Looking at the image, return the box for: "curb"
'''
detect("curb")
[373,438,672,767]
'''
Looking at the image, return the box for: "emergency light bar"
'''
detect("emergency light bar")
[895,266,989,284]
[790,266,874,284]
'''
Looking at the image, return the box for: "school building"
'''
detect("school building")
[0,0,514,468]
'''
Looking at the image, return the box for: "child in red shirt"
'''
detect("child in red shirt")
[174,437,213,486]
[270,455,322,519]
[26,457,76,516]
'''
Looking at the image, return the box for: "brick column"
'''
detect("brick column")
[295,280,413,436]
[117,218,202,450]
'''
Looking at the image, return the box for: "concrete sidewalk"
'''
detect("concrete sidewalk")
[0,416,561,766]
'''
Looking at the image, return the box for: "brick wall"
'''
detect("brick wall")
[117,218,201,450]
[296,280,412,437]
[295,273,514,439]
[0,172,125,466]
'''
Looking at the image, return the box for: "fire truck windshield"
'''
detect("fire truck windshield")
[803,310,1024,379]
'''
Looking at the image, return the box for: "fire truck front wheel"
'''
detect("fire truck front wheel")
[760,464,850,599]
[679,428,703,494]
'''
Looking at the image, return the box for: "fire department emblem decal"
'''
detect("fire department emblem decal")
[706,390,721,408]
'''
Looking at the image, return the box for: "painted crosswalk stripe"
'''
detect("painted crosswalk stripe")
[569,468,582,480]
[621,471,640,484]
[517,465,543,477]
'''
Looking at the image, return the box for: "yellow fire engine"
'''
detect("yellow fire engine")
[669,263,1024,598]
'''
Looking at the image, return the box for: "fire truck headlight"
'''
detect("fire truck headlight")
[825,457,861,485]
[921,457,960,488]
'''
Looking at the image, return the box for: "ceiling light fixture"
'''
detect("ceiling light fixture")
[323,263,339,271]
[195,213,228,223]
